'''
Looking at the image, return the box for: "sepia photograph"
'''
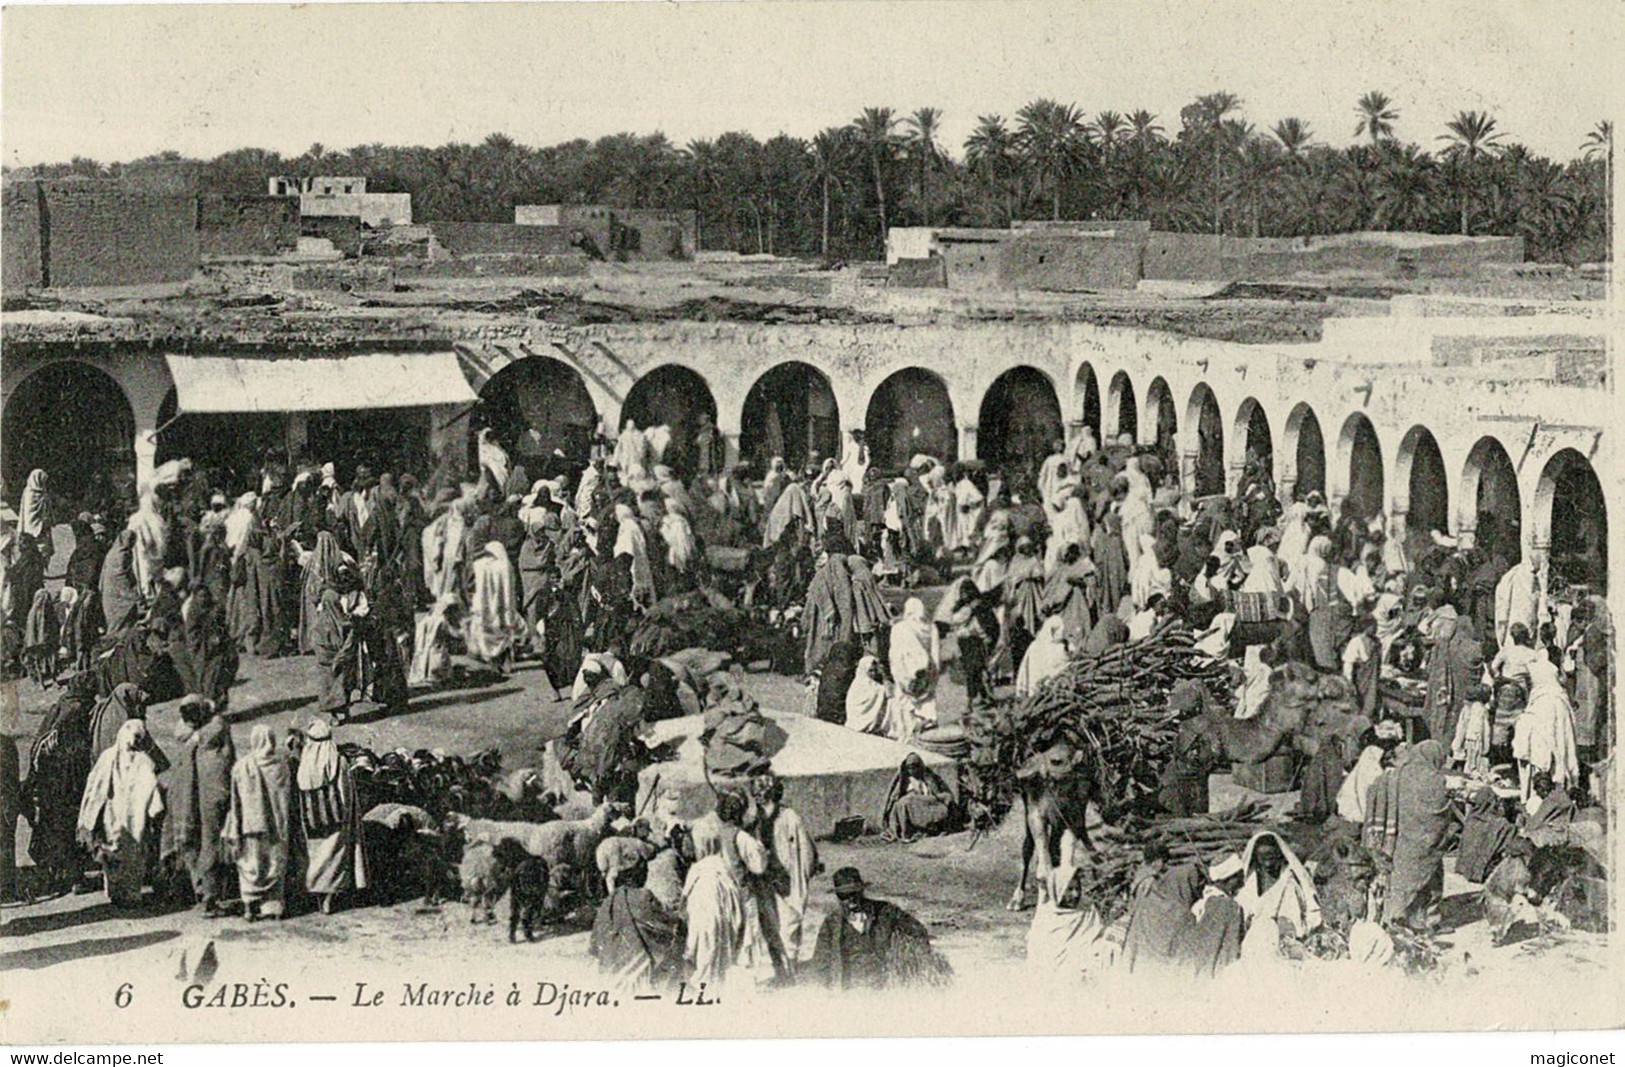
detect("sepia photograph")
[0,0,1619,1048]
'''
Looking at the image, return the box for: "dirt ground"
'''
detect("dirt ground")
[1,619,1609,1010]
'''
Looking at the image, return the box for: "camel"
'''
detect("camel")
[1189,663,1373,767]
[1005,736,1104,911]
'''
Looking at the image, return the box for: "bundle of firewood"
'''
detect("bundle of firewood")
[965,620,1232,821]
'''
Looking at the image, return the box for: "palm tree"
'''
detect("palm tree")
[1439,109,1505,234]
[1371,143,1439,231]
[1272,117,1316,157]
[1193,92,1243,233]
[965,114,1020,224]
[1355,91,1400,143]
[850,107,902,251]
[1127,109,1164,147]
[904,107,946,225]
[1583,120,1613,247]
[684,138,718,251]
[1016,98,1087,220]
[1089,111,1128,149]
[809,127,851,257]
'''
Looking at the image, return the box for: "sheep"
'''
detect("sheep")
[448,801,629,899]
[458,836,504,925]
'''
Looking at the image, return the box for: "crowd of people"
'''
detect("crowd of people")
[0,413,1612,990]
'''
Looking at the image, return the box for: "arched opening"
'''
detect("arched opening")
[2,361,136,513]
[1076,363,1102,446]
[739,361,840,476]
[305,408,433,484]
[865,368,957,471]
[1107,371,1137,444]
[1398,427,1449,554]
[1285,403,1325,501]
[156,387,286,493]
[1462,437,1521,564]
[471,356,597,476]
[1337,413,1384,524]
[1186,384,1224,497]
[1536,449,1607,593]
[978,366,1064,483]
[1146,377,1177,456]
[621,365,719,478]
[1233,398,1274,478]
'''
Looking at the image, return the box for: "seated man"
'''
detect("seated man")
[700,677,770,780]
[880,753,960,841]
[809,867,952,990]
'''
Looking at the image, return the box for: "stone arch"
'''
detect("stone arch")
[1231,397,1274,479]
[1334,412,1384,523]
[865,367,957,470]
[739,361,840,475]
[1533,448,1607,592]
[1184,383,1224,497]
[1460,436,1521,563]
[1395,426,1449,553]
[2,359,137,510]
[1105,370,1137,444]
[155,386,286,491]
[472,355,598,473]
[1144,376,1177,454]
[1075,362,1102,446]
[622,364,720,477]
[1282,402,1325,502]
[978,365,1063,478]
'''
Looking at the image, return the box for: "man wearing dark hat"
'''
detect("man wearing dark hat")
[808,867,950,990]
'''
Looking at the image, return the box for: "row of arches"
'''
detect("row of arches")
[1,354,1610,593]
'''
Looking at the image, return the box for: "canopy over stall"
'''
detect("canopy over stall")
[164,352,478,413]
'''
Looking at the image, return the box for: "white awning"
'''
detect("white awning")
[164,352,478,413]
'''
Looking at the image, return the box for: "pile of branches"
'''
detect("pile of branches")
[966,620,1231,821]
[1065,801,1286,924]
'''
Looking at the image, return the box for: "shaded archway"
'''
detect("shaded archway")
[865,368,957,471]
[472,356,597,475]
[1145,377,1177,456]
[1397,426,1449,564]
[1185,384,1224,497]
[978,366,1064,481]
[1461,436,1521,564]
[1075,362,1102,446]
[1284,403,1325,501]
[1233,398,1273,478]
[1106,371,1137,444]
[1535,449,1607,593]
[1336,413,1384,523]
[740,361,840,475]
[2,360,136,513]
[306,408,433,483]
[622,365,719,478]
[156,387,285,494]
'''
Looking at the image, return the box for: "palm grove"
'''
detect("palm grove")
[23,92,1613,265]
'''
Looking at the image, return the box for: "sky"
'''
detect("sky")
[2,0,1620,168]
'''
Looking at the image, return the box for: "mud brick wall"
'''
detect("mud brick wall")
[998,230,1145,291]
[887,256,947,288]
[2,182,45,290]
[611,209,697,261]
[1144,232,1229,280]
[428,222,577,257]
[301,215,365,257]
[197,196,301,256]
[38,183,198,287]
